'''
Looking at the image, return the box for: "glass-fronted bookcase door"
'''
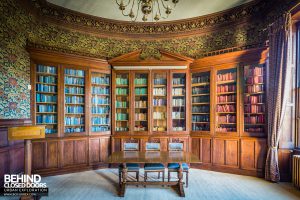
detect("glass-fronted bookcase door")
[63,65,88,136]
[33,63,60,137]
[90,69,111,135]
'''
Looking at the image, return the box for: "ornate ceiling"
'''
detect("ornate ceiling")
[47,0,253,22]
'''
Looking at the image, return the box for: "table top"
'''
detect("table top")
[107,151,201,164]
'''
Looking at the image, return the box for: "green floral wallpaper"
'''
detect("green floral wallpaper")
[0,0,290,119]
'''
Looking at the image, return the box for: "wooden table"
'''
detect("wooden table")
[107,151,201,197]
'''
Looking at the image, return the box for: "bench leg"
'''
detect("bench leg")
[158,172,160,179]
[144,172,147,188]
[186,171,189,188]
[168,171,170,182]
[119,170,121,186]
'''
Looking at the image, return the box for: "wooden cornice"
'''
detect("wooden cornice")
[109,50,194,67]
[191,47,268,69]
[27,46,109,69]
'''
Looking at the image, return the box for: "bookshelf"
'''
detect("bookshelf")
[64,68,85,134]
[134,73,149,132]
[191,71,210,132]
[35,64,58,135]
[243,64,266,136]
[152,72,168,132]
[171,73,186,132]
[91,71,111,134]
[115,73,130,132]
[216,68,237,133]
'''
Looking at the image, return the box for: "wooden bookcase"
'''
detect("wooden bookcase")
[29,48,111,175]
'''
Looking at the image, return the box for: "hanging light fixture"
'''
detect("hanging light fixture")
[115,0,179,22]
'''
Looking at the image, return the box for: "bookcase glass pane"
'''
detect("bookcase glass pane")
[191,72,210,131]
[153,72,167,132]
[64,68,85,133]
[216,68,237,132]
[115,73,129,132]
[172,73,186,131]
[134,73,148,131]
[35,64,58,134]
[243,64,265,133]
[91,72,110,132]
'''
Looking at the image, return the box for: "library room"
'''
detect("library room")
[1,0,300,199]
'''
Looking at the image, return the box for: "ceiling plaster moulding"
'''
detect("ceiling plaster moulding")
[30,0,266,38]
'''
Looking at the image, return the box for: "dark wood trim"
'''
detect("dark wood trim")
[0,119,32,127]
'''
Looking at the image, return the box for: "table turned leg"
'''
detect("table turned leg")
[177,163,185,197]
[119,163,128,197]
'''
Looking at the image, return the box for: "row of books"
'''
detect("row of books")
[36,115,57,124]
[244,66,264,76]
[37,75,56,84]
[172,112,185,119]
[244,95,264,104]
[116,127,129,131]
[45,128,57,134]
[37,65,57,74]
[116,77,128,85]
[192,87,209,94]
[192,115,209,122]
[116,113,128,120]
[245,76,264,84]
[65,69,84,77]
[65,106,84,114]
[135,113,147,120]
[153,99,167,106]
[172,99,185,107]
[244,116,265,124]
[217,115,236,123]
[192,76,209,84]
[92,126,110,132]
[116,88,128,95]
[172,88,185,96]
[192,105,209,113]
[245,85,264,93]
[173,78,185,85]
[217,95,236,103]
[36,94,57,103]
[65,117,84,125]
[65,127,84,133]
[153,126,167,131]
[65,87,84,94]
[153,88,166,96]
[92,76,109,85]
[173,126,185,131]
[217,105,236,112]
[91,106,109,114]
[216,127,236,132]
[153,112,166,119]
[37,105,57,112]
[134,126,147,131]
[116,101,128,108]
[91,117,109,125]
[244,105,265,113]
[217,72,236,82]
[135,88,147,95]
[192,96,209,103]
[66,96,84,104]
[134,78,147,85]
[217,85,236,93]
[245,127,264,133]
[92,87,109,95]
[192,124,209,131]
[36,84,57,93]
[154,78,167,85]
[92,97,109,104]
[65,77,84,85]
[135,101,147,108]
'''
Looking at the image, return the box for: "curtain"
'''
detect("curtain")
[265,13,292,182]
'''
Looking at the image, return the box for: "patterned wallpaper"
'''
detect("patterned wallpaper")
[0,0,293,119]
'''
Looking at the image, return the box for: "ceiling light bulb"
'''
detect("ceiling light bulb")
[172,0,179,4]
[129,9,135,18]
[165,6,171,15]
[142,15,148,22]
[154,13,160,21]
